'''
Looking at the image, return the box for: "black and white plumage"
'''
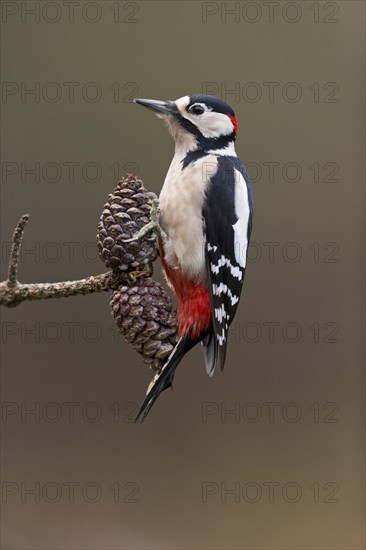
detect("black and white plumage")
[133,94,254,421]
[204,155,253,373]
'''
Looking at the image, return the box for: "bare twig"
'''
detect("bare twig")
[0,214,151,308]
[7,213,29,287]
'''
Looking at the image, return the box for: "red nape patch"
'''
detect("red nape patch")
[160,251,212,340]
[229,114,238,135]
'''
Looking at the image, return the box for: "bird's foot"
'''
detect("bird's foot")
[122,199,167,243]
[127,265,153,284]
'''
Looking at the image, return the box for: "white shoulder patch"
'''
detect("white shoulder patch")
[232,169,250,268]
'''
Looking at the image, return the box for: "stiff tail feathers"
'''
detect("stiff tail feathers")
[135,336,199,423]
[202,328,218,377]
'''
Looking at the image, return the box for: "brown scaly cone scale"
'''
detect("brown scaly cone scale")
[97,175,178,373]
[110,278,178,372]
[97,174,158,272]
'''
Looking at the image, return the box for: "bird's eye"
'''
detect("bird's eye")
[189,104,205,116]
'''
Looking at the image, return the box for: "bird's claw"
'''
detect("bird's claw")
[121,199,167,243]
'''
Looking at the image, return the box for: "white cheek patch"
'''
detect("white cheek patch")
[196,112,234,138]
[182,110,234,139]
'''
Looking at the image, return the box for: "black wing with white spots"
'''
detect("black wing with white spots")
[203,156,253,372]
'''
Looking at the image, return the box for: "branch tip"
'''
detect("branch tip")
[7,213,30,286]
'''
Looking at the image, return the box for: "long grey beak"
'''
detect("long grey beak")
[134,98,174,114]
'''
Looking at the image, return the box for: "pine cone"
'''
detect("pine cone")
[111,277,178,372]
[97,175,158,272]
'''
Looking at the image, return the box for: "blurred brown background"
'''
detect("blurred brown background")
[1,1,365,549]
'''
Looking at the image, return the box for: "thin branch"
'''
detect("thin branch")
[7,213,29,287]
[0,214,151,308]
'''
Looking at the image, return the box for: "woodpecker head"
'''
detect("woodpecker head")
[134,94,238,151]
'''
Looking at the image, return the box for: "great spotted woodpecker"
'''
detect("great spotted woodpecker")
[134,94,254,421]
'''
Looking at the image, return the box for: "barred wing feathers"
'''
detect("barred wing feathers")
[203,156,253,372]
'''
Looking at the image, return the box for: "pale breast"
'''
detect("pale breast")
[159,154,219,281]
